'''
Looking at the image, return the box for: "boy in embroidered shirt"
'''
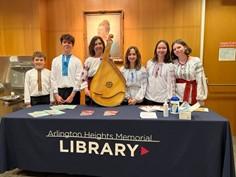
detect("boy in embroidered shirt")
[24,51,54,107]
[51,34,83,105]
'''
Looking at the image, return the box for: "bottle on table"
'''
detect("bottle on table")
[170,96,180,114]
[163,101,169,117]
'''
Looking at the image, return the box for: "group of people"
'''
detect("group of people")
[120,39,208,106]
[24,34,82,107]
[24,33,208,108]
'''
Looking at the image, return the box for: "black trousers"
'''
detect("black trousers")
[30,95,50,106]
[58,87,80,105]
[121,99,144,105]
[142,98,163,105]
[85,95,101,106]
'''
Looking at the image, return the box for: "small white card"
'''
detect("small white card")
[188,102,201,112]
[28,111,49,118]
[179,111,191,120]
[28,109,65,118]
[139,106,163,112]
[44,109,65,115]
[195,107,209,112]
[140,112,157,119]
[50,105,77,110]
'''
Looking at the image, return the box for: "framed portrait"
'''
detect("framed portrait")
[84,10,124,62]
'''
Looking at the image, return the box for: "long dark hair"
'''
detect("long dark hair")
[152,40,171,63]
[171,39,192,60]
[124,46,142,70]
[88,36,105,57]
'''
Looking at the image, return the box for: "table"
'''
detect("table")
[0,105,235,177]
[0,91,24,117]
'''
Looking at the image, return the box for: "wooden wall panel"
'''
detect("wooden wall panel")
[1,0,236,135]
[0,2,201,86]
[1,0,206,119]
[39,0,48,67]
[0,0,202,110]
[0,0,201,63]
[0,0,42,55]
[44,0,201,105]
[46,0,202,65]
[204,0,236,134]
[204,0,236,84]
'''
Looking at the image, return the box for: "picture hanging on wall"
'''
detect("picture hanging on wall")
[84,10,124,62]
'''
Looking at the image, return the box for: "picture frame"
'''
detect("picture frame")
[84,10,124,63]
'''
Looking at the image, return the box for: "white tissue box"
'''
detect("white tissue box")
[179,111,191,120]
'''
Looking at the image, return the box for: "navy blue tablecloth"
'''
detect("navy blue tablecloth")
[0,105,235,177]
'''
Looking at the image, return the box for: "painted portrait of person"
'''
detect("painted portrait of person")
[85,12,123,60]
[97,20,110,43]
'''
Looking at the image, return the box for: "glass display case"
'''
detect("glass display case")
[0,56,33,104]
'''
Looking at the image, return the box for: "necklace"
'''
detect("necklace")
[178,56,189,70]
[153,63,163,77]
[178,58,188,65]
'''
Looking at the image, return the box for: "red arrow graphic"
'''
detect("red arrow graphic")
[140,146,149,156]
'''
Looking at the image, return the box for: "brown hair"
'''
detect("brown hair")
[171,39,192,60]
[88,36,105,57]
[60,34,75,46]
[124,46,142,70]
[152,40,171,63]
[32,51,46,60]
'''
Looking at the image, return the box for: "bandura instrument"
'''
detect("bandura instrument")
[90,35,126,107]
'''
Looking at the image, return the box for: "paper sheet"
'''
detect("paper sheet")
[140,112,157,119]
[139,106,163,112]
[50,105,77,110]
[28,111,49,118]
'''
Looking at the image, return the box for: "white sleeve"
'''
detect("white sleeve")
[134,68,147,102]
[24,71,31,104]
[80,59,90,90]
[121,67,130,99]
[195,60,208,101]
[49,71,54,102]
[73,59,83,92]
[145,60,151,77]
[167,64,176,100]
[50,59,58,94]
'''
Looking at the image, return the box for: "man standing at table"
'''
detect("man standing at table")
[51,34,83,105]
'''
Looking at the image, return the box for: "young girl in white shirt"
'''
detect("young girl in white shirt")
[120,46,147,105]
[144,40,175,105]
[171,39,207,105]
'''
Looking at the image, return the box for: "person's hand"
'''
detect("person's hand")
[55,94,65,104]
[84,87,91,97]
[198,100,205,106]
[128,98,137,105]
[107,34,113,44]
[65,92,76,104]
[25,104,32,108]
